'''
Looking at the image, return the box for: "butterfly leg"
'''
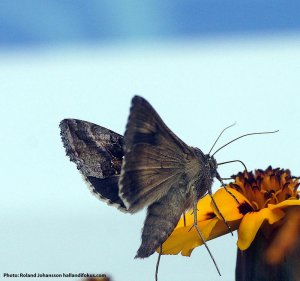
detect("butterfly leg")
[216,172,240,205]
[209,192,233,235]
[155,245,162,281]
[192,188,221,276]
[223,186,240,204]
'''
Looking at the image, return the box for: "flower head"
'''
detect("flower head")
[160,166,300,256]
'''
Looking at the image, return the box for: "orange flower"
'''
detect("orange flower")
[160,166,300,256]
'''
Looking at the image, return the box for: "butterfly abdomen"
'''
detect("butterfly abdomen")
[135,183,188,258]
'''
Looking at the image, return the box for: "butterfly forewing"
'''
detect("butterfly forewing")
[60,119,126,211]
[119,96,201,213]
[122,96,191,154]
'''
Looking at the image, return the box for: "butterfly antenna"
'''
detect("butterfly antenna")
[212,130,279,157]
[218,159,248,172]
[208,122,236,155]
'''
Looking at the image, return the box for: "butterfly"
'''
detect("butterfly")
[60,96,221,259]
[60,96,277,262]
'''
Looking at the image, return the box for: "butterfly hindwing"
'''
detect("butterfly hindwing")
[60,118,126,211]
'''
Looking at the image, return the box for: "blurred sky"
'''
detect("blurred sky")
[1,0,300,46]
[1,2,300,281]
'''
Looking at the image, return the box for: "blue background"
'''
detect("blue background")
[1,1,300,46]
[1,2,300,281]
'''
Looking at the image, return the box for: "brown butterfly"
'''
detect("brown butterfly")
[60,96,277,273]
[60,96,221,259]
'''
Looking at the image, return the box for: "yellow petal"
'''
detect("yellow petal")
[161,226,195,256]
[161,195,216,256]
[237,207,285,250]
[161,194,229,256]
[161,210,241,256]
[268,199,300,210]
[174,194,215,229]
[203,218,240,242]
[211,187,252,221]
[161,218,218,256]
[200,217,221,241]
[161,187,251,256]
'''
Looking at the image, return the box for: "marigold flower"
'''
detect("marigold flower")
[160,166,300,256]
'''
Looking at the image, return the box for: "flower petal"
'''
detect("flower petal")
[161,218,218,256]
[268,199,300,210]
[204,218,240,242]
[161,192,241,256]
[174,194,215,229]
[237,208,285,250]
[160,195,216,256]
[162,217,241,256]
[211,187,252,221]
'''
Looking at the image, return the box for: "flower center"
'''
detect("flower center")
[229,166,299,211]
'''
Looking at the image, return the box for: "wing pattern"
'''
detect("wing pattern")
[60,119,126,211]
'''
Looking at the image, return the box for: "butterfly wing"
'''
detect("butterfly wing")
[119,96,202,213]
[60,119,126,211]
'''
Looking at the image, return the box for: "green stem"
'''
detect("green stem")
[235,230,298,281]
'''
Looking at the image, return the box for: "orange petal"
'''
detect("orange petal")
[237,208,285,250]
[211,187,252,221]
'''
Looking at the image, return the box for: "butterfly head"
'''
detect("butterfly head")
[205,154,218,178]
[193,148,218,179]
